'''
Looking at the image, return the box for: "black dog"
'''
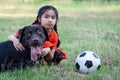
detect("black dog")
[0,25,48,71]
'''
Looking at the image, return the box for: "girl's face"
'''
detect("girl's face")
[39,10,57,30]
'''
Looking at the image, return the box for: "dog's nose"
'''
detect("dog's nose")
[33,39,39,43]
[32,39,39,47]
[32,37,39,43]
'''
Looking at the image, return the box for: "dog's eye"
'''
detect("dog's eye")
[28,33,31,36]
[37,30,41,34]
[28,31,32,36]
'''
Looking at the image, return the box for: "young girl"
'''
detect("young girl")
[8,5,66,65]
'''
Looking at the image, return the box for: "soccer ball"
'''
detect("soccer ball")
[75,51,101,73]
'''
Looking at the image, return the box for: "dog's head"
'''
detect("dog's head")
[18,25,48,49]
[18,25,48,61]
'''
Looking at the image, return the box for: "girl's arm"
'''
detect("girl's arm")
[8,34,25,51]
[41,30,59,61]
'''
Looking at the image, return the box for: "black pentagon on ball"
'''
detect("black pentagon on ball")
[85,60,93,68]
[76,62,80,70]
[79,52,86,57]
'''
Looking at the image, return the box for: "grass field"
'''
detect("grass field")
[0,0,120,80]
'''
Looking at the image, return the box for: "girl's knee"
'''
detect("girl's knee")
[52,51,62,62]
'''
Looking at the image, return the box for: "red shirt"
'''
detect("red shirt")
[43,30,66,59]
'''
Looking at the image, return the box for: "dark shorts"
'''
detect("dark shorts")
[52,51,62,63]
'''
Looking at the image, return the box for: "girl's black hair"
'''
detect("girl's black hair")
[32,5,60,47]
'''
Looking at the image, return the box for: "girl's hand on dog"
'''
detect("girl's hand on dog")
[13,38,25,51]
[41,48,51,57]
[37,47,54,60]
[8,34,25,51]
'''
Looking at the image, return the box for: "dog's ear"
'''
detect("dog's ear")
[18,26,28,42]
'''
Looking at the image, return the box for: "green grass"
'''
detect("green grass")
[0,0,120,80]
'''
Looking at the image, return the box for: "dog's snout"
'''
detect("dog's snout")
[32,37,39,42]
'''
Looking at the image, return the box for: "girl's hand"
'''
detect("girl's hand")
[41,48,51,57]
[13,38,25,51]
[8,34,25,51]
